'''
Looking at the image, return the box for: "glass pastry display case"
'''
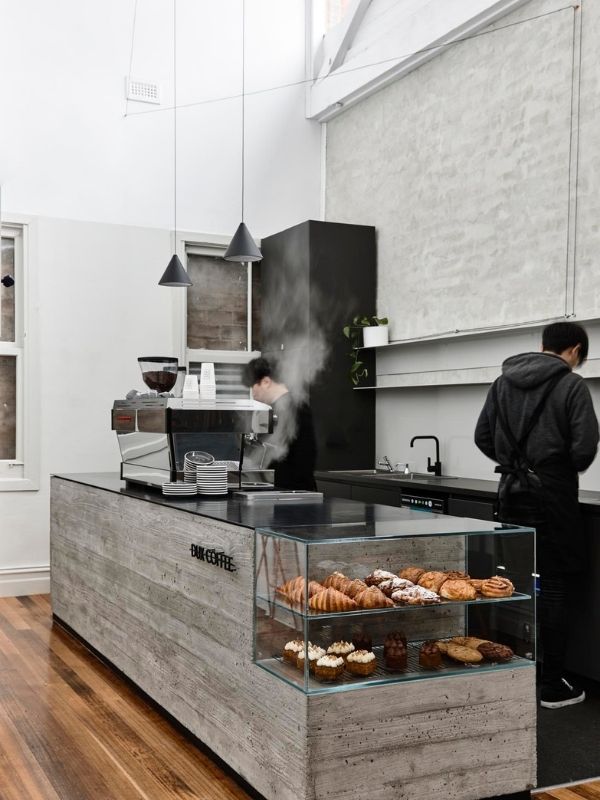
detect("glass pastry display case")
[253,511,536,694]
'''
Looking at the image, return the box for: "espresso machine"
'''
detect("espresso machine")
[112,357,273,489]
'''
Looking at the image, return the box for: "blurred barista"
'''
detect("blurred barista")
[243,357,317,491]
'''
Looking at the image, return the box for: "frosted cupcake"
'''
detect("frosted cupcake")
[346,649,377,676]
[326,641,355,662]
[297,644,327,673]
[283,640,304,665]
[314,654,345,681]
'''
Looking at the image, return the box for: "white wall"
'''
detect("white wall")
[1,0,320,236]
[0,0,322,594]
[324,0,600,491]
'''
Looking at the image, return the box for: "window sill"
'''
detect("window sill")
[0,477,39,492]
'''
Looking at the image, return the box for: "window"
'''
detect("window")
[0,222,38,490]
[183,242,261,399]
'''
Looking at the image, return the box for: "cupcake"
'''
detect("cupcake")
[346,649,377,676]
[384,630,407,656]
[327,641,355,662]
[351,629,372,652]
[303,645,326,674]
[283,640,304,665]
[419,640,442,670]
[384,640,407,671]
[314,654,345,681]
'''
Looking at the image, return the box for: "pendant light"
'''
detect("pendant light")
[159,0,192,287]
[224,0,262,263]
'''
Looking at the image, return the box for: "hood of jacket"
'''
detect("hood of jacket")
[501,351,571,390]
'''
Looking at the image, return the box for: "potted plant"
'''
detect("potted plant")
[342,315,389,386]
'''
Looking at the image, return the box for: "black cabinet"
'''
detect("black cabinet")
[447,497,496,521]
[260,220,376,471]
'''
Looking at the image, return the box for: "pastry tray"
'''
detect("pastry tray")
[256,641,534,695]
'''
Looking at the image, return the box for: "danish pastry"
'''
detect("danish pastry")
[477,642,514,663]
[469,579,485,593]
[435,640,449,654]
[399,566,425,584]
[480,576,514,598]
[439,579,477,601]
[444,570,470,580]
[378,577,414,597]
[364,569,398,586]
[309,587,358,612]
[418,571,448,593]
[354,586,394,609]
[445,643,483,664]
[391,585,441,605]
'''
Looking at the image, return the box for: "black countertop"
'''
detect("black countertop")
[53,472,484,533]
[315,470,600,510]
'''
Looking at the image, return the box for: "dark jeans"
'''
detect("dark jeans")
[539,572,575,688]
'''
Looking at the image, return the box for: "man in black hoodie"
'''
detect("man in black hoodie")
[475,321,598,708]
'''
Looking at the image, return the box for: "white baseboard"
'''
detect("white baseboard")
[0,566,50,597]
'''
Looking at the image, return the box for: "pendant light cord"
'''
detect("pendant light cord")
[174,0,178,244]
[241,0,245,223]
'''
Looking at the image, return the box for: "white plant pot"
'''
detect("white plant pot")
[363,325,389,348]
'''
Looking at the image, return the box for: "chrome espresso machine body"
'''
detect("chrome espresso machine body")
[112,397,273,488]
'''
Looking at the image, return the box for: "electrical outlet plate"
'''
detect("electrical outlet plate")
[125,77,161,105]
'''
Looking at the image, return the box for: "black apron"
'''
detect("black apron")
[492,374,584,575]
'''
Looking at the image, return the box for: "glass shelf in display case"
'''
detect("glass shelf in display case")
[253,512,536,695]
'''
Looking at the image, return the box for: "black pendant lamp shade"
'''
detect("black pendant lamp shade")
[224,221,262,262]
[158,0,192,288]
[158,254,192,287]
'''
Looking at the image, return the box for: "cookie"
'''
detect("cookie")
[477,642,514,663]
[450,636,490,650]
[445,643,483,664]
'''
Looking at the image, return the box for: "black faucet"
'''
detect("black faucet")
[410,435,442,476]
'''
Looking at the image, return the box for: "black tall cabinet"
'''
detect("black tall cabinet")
[259,220,376,471]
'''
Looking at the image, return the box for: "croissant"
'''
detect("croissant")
[287,581,324,605]
[354,586,394,609]
[322,571,349,591]
[276,576,304,597]
[343,578,369,598]
[309,587,358,612]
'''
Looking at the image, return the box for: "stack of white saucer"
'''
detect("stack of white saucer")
[196,462,228,496]
[162,481,198,497]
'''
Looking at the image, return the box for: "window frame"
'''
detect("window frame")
[0,217,39,491]
[174,232,261,367]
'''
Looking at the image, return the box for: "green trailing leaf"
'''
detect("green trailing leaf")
[343,312,388,386]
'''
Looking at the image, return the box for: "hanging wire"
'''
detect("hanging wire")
[125,0,139,117]
[241,0,245,223]
[173,0,177,247]
[124,4,577,119]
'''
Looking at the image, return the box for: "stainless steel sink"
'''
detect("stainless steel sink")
[377,473,457,482]
[327,469,390,475]
[327,470,457,481]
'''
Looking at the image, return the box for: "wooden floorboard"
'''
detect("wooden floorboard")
[0,595,253,800]
[1,594,599,800]
[533,780,600,799]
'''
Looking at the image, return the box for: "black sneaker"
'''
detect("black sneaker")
[540,677,586,709]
